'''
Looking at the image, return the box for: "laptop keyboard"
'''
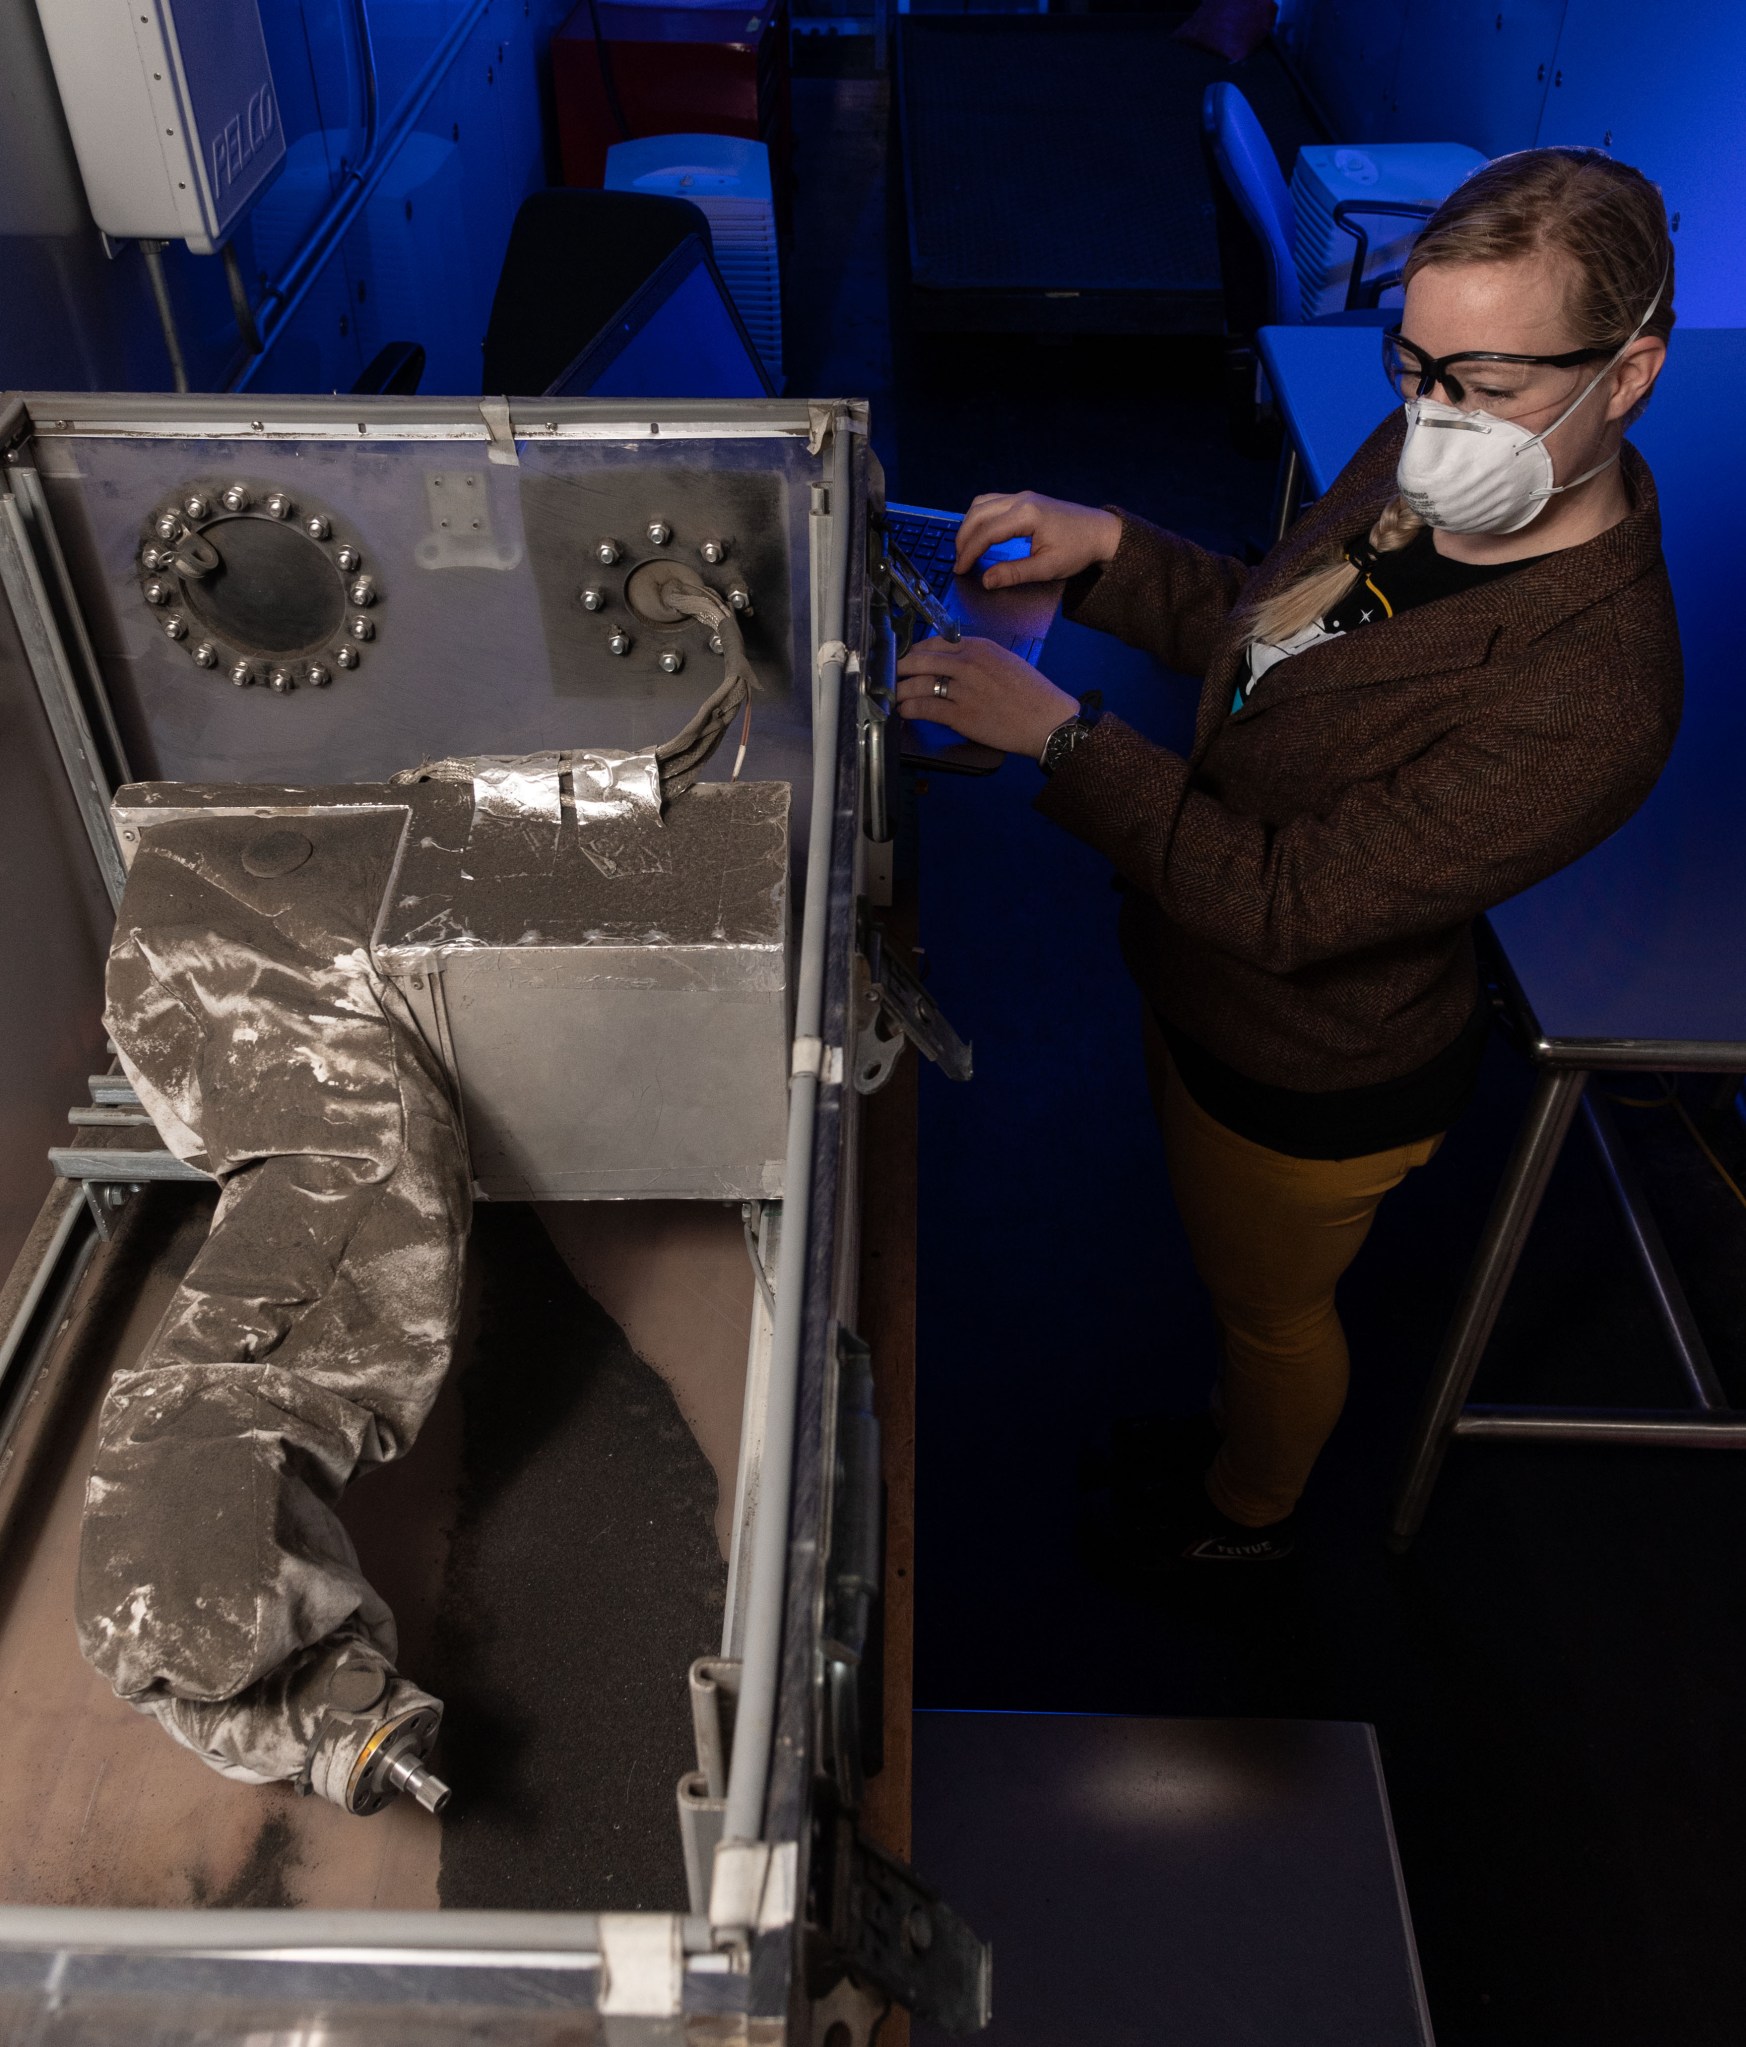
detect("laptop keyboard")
[884,504,962,601]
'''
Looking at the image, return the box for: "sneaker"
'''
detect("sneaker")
[1179,1503,1298,1564]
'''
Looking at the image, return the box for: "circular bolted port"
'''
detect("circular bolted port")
[306,662,332,688]
[607,629,632,656]
[658,647,684,674]
[182,493,210,522]
[349,614,374,641]
[335,645,359,670]
[163,614,187,640]
[348,574,376,606]
[700,538,725,564]
[230,661,255,688]
[336,544,361,573]
[264,491,292,520]
[646,520,671,547]
[306,513,332,541]
[579,587,604,611]
[728,585,751,612]
[221,483,250,513]
[595,538,621,566]
[153,512,183,543]
[191,641,217,668]
[142,579,169,606]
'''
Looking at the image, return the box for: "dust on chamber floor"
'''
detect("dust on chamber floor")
[0,1188,745,1914]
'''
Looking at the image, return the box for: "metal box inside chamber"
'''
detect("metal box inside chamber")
[0,391,984,2042]
[113,772,794,1200]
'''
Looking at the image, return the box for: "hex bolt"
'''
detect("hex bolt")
[708,631,725,655]
[153,512,183,543]
[336,544,361,573]
[349,614,375,641]
[268,666,295,693]
[191,641,217,668]
[140,545,167,572]
[336,645,359,670]
[306,513,332,541]
[142,579,169,606]
[595,538,621,566]
[182,493,210,521]
[221,483,250,513]
[230,661,255,687]
[579,587,605,611]
[646,519,671,547]
[163,614,187,640]
[700,538,725,564]
[607,629,632,656]
[658,647,684,674]
[728,585,751,612]
[264,491,292,520]
[348,574,376,606]
[306,662,332,688]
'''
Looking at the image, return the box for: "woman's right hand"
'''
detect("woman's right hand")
[953,491,1124,589]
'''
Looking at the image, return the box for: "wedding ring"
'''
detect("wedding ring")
[932,679,950,699]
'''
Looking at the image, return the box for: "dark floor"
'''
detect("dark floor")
[786,61,1746,2047]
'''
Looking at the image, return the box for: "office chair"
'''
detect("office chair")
[353,188,720,397]
[1203,82,1435,534]
[1201,83,1426,331]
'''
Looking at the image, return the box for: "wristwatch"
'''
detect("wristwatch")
[1037,691,1104,776]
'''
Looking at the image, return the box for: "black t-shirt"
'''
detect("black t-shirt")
[1174,526,1545,1158]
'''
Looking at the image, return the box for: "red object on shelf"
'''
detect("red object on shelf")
[551,0,792,204]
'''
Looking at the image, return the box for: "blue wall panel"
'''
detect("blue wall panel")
[1537,0,1746,326]
[1275,0,1411,140]
[1386,0,1565,157]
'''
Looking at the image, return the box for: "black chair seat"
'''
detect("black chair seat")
[481,189,715,397]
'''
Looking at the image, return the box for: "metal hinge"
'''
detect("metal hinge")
[814,1815,992,2037]
[852,923,972,1095]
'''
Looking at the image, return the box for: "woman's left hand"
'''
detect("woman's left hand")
[894,636,1080,761]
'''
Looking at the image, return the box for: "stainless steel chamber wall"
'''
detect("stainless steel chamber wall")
[0,394,983,2042]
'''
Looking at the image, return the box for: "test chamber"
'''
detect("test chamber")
[0,390,985,2040]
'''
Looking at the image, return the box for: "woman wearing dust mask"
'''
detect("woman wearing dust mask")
[896,149,1680,1563]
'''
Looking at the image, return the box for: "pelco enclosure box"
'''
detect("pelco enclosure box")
[112,773,794,1201]
[0,391,989,2043]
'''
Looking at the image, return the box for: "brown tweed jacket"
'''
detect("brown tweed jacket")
[1035,414,1683,1092]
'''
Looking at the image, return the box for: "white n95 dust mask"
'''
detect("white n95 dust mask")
[1394,275,1666,536]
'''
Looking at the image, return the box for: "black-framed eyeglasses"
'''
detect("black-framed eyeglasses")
[1382,328,1614,415]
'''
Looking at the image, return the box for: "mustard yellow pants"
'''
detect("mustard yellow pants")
[1143,1014,1441,1528]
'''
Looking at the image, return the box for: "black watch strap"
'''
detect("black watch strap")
[1038,691,1104,776]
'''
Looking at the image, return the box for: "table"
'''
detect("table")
[912,1712,1432,2046]
[1257,324,1746,1544]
